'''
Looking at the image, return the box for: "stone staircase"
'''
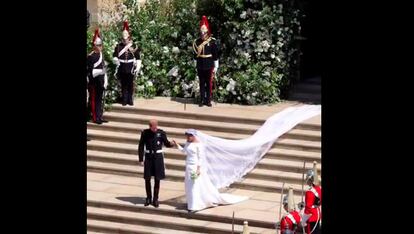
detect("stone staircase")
[87,101,321,233]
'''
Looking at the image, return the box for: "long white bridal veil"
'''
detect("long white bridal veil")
[195,104,321,189]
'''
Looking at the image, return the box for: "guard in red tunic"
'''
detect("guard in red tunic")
[304,161,322,234]
[87,29,108,124]
[112,20,141,106]
[280,187,302,234]
[193,15,219,107]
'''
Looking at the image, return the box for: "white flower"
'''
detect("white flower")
[232,90,237,95]
[149,20,155,24]
[271,54,276,59]
[162,46,169,54]
[252,92,258,97]
[155,60,160,67]
[226,79,236,91]
[172,32,178,38]
[147,81,153,87]
[276,57,281,62]
[243,52,251,60]
[244,30,252,38]
[137,85,145,91]
[182,83,189,90]
[172,47,180,54]
[237,40,242,46]
[261,40,271,50]
[162,90,171,96]
[263,71,271,77]
[255,48,263,53]
[237,96,241,100]
[240,11,247,19]
[277,29,282,35]
[246,95,251,100]
[234,59,239,64]
[167,66,179,77]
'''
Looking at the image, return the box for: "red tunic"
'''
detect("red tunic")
[304,185,322,223]
[280,210,301,234]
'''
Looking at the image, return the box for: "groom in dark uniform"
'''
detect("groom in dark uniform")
[138,119,174,207]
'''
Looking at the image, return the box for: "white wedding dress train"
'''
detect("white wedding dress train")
[178,142,248,211]
[176,104,321,211]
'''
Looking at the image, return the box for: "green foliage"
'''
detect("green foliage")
[88,0,303,106]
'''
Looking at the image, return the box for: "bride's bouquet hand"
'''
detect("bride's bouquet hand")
[191,170,200,180]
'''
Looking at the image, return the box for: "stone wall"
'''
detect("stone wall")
[87,0,146,25]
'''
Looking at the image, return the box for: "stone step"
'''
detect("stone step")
[87,128,321,151]
[247,167,321,185]
[280,129,321,142]
[257,158,321,173]
[98,112,321,138]
[87,121,248,139]
[87,161,317,193]
[102,111,261,135]
[110,105,267,126]
[87,150,321,173]
[110,104,320,131]
[87,140,321,163]
[87,205,272,234]
[234,178,307,195]
[87,159,311,186]
[87,172,304,227]
[275,138,321,152]
[87,171,302,204]
[88,219,194,234]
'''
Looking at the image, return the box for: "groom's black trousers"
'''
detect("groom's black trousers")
[145,179,160,200]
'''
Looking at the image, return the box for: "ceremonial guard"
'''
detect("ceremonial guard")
[280,187,302,234]
[112,20,141,106]
[192,15,219,107]
[304,161,322,234]
[87,29,108,124]
[138,120,174,207]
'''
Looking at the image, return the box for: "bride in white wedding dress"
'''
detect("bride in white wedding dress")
[170,105,321,212]
[173,129,248,212]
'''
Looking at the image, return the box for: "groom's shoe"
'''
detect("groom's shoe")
[144,198,151,206]
[152,199,159,208]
